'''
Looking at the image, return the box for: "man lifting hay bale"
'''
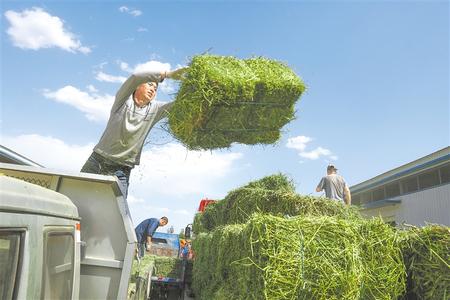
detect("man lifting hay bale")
[81,67,187,197]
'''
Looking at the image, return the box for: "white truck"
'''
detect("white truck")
[0,156,136,299]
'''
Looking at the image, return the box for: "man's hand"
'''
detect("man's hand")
[165,67,188,81]
[344,186,352,206]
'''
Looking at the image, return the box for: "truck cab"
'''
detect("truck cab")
[0,175,80,299]
[0,163,136,299]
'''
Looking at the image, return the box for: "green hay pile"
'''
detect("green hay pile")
[152,256,183,278]
[168,55,306,150]
[193,174,361,233]
[400,225,450,299]
[192,214,405,300]
[131,255,183,279]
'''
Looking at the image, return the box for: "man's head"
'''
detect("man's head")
[327,164,338,175]
[134,82,158,107]
[159,216,168,227]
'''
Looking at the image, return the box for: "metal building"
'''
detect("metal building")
[350,147,450,227]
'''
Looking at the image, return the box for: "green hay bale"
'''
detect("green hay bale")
[193,174,361,233]
[358,218,407,299]
[152,256,183,278]
[192,212,206,235]
[400,225,450,300]
[130,255,182,278]
[192,214,405,300]
[242,172,296,191]
[168,55,306,150]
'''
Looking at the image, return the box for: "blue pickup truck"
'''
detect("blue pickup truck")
[149,232,184,299]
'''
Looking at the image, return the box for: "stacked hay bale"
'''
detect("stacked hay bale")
[192,174,406,300]
[400,225,450,300]
[168,55,306,150]
[152,256,183,278]
[131,255,183,279]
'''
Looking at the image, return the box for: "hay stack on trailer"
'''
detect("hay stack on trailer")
[191,174,407,300]
[194,173,361,232]
[193,215,405,300]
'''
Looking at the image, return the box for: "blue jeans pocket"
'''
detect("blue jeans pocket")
[114,170,130,198]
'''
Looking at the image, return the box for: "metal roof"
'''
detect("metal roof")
[351,146,450,194]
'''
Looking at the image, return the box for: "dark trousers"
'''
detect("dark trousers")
[81,152,132,198]
[137,242,147,258]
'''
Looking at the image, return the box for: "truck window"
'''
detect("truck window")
[0,231,23,300]
[152,238,168,245]
[41,231,74,300]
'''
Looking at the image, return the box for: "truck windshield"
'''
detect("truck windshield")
[0,231,22,300]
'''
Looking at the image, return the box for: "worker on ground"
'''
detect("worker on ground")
[80,67,187,198]
[135,216,168,259]
[316,164,351,205]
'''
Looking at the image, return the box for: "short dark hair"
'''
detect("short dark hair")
[161,216,168,223]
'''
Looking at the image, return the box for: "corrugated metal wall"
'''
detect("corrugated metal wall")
[362,184,450,226]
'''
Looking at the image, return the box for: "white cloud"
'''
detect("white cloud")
[130,10,142,17]
[118,6,142,17]
[1,135,242,195]
[44,59,178,123]
[133,61,171,73]
[1,134,94,171]
[286,135,337,161]
[137,27,148,32]
[117,60,132,72]
[86,85,98,93]
[1,134,243,231]
[4,7,90,54]
[129,143,243,229]
[95,71,127,83]
[298,147,332,160]
[43,86,113,122]
[286,135,312,151]
[132,143,243,197]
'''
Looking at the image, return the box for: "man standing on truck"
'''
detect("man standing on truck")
[135,216,168,258]
[80,67,187,198]
[316,164,352,205]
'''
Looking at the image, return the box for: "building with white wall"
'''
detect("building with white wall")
[350,147,449,227]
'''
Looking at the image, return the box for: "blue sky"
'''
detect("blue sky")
[1,1,449,233]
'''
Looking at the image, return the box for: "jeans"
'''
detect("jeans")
[81,152,132,198]
[137,242,147,258]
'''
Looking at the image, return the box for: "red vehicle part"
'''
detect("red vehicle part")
[198,199,217,212]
